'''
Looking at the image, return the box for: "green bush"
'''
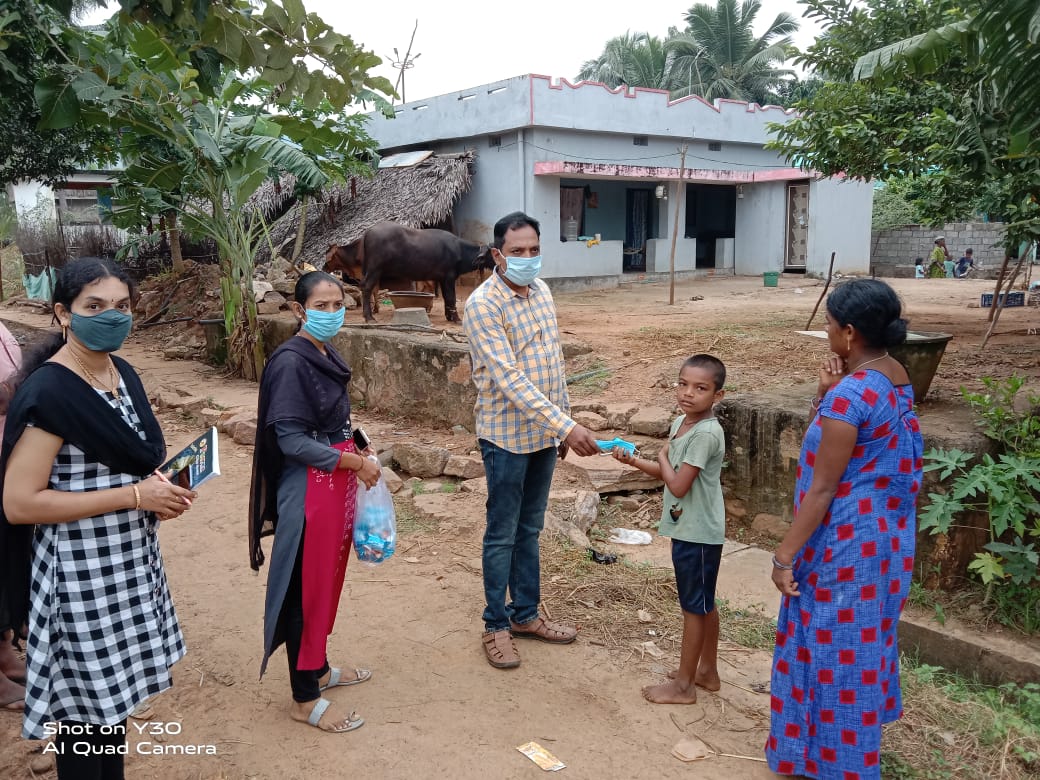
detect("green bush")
[920,377,1040,614]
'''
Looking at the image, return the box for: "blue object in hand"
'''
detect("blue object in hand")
[354,503,396,563]
[595,437,637,456]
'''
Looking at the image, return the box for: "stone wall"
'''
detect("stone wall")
[871,222,1006,277]
[717,384,994,586]
[328,327,477,430]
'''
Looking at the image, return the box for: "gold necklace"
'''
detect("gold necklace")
[850,352,889,373]
[68,347,120,398]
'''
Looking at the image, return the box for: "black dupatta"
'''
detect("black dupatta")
[248,337,351,571]
[0,357,166,631]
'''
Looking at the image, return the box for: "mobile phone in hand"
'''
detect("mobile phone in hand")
[352,427,371,451]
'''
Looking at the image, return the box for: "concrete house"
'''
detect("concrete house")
[365,74,873,285]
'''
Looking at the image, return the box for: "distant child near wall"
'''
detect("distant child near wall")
[612,354,727,704]
[914,258,925,279]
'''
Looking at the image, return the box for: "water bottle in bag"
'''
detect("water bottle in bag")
[353,457,397,565]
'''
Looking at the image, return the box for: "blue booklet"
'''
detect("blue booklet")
[162,426,221,490]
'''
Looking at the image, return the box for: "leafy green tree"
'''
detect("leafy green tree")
[33,0,392,379]
[667,0,798,103]
[871,182,917,232]
[577,31,671,90]
[768,0,1038,247]
[774,75,824,107]
[0,0,112,186]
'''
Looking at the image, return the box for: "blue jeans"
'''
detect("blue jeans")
[479,439,557,631]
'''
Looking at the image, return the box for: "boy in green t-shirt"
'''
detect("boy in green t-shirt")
[613,354,727,704]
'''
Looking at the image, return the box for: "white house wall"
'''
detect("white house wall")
[366,74,872,280]
[734,180,787,274]
[808,178,875,276]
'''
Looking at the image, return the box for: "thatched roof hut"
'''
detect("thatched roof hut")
[255,150,475,266]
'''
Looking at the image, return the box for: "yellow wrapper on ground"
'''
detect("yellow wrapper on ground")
[516,741,566,771]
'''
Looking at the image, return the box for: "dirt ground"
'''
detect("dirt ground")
[0,272,1037,780]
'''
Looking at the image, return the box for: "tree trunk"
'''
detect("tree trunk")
[290,197,308,262]
[167,210,185,274]
[221,253,265,382]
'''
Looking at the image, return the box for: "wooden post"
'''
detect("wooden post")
[985,256,1010,324]
[805,251,837,330]
[981,254,1026,348]
[668,143,688,306]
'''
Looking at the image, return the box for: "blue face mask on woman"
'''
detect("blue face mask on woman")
[502,254,542,286]
[302,308,345,342]
[70,310,133,353]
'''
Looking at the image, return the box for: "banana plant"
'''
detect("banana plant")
[31,0,392,378]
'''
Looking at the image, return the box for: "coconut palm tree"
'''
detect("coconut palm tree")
[577,31,672,90]
[667,0,798,103]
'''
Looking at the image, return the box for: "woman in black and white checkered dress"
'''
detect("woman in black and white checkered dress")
[0,258,196,780]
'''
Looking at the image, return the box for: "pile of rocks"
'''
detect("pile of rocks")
[570,401,675,437]
[253,256,363,313]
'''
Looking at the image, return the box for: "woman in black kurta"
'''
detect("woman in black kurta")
[248,272,381,733]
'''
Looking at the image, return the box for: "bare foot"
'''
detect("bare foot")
[290,699,364,733]
[0,637,26,684]
[642,679,698,704]
[0,671,25,710]
[666,668,722,691]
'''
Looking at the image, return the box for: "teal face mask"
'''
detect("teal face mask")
[503,255,542,286]
[70,310,133,352]
[301,308,345,342]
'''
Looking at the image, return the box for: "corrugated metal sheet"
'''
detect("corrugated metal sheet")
[378,150,435,168]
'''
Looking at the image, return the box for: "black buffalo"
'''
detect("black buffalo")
[359,222,493,323]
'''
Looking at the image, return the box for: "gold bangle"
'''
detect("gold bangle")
[132,484,141,511]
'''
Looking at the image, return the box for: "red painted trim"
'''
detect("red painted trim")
[533,160,814,182]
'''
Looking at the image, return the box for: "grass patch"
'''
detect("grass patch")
[566,357,612,395]
[883,662,1040,779]
[391,500,436,535]
[440,482,458,494]
[539,533,1040,778]
[540,535,775,653]
[1,244,25,299]
[716,598,776,651]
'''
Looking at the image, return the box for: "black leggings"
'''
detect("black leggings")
[284,538,329,703]
[55,719,127,780]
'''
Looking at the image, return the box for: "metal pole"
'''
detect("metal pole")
[668,143,688,306]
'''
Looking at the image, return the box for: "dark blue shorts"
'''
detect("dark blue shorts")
[671,539,723,615]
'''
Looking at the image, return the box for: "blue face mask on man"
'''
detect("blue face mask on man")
[302,308,345,342]
[499,252,542,287]
[70,310,133,353]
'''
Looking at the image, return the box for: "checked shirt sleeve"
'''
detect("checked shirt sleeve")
[467,298,576,442]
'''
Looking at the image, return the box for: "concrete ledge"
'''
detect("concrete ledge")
[899,609,1040,687]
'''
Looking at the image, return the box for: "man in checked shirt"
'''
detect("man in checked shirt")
[463,211,600,669]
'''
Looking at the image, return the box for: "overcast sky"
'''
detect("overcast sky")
[86,1,823,102]
[310,0,823,101]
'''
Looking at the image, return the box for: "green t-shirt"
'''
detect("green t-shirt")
[657,415,726,545]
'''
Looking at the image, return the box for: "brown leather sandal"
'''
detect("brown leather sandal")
[510,617,578,644]
[482,629,520,668]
